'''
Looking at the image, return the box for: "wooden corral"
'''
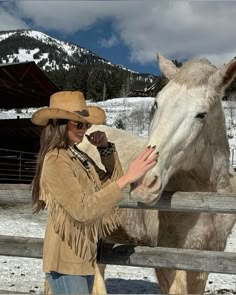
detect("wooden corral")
[0,62,58,184]
[0,187,236,277]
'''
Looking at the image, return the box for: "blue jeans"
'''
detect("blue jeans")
[46,271,94,294]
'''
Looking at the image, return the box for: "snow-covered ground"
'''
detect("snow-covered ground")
[1,97,236,294]
[0,203,235,294]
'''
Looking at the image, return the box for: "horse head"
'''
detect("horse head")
[130,53,236,205]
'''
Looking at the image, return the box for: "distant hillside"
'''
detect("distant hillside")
[0,29,163,101]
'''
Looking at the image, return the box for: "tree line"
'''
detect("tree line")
[45,62,161,101]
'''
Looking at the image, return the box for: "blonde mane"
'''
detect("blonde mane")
[173,59,217,88]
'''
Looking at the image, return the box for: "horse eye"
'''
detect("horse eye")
[195,112,207,119]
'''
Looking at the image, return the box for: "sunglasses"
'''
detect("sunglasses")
[70,121,92,129]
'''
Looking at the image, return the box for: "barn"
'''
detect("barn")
[0,61,59,183]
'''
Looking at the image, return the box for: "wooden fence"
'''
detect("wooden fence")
[0,186,236,276]
[0,185,236,274]
[1,147,236,184]
[0,149,37,183]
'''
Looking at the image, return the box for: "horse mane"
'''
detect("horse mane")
[173,59,217,88]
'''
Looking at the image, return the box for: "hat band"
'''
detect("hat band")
[74,110,89,117]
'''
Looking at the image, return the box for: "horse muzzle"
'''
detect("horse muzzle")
[129,174,162,205]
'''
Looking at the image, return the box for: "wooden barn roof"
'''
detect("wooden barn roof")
[0,62,58,109]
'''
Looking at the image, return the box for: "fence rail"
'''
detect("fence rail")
[1,187,236,214]
[1,148,236,185]
[0,235,236,275]
[0,187,236,277]
[0,149,37,183]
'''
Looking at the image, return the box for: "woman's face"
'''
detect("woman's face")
[67,121,91,145]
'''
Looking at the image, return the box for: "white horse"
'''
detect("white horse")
[130,54,236,294]
[81,54,236,294]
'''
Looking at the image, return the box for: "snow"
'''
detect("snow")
[0,30,147,74]
[0,31,15,42]
[2,96,236,154]
[0,30,87,70]
[0,203,235,294]
[21,30,84,57]
[0,96,236,294]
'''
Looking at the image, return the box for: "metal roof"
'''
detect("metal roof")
[0,61,58,109]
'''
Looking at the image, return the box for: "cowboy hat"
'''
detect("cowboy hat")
[31,91,106,126]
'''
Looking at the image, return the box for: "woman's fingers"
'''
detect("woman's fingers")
[87,131,108,147]
[136,145,157,161]
[144,151,159,165]
[117,146,159,188]
[139,152,158,173]
[141,155,158,173]
[126,149,159,183]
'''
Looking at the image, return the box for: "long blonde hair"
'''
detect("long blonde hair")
[32,120,69,213]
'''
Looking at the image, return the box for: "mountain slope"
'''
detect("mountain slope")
[0,29,113,71]
[0,29,160,100]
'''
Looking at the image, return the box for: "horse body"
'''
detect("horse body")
[80,54,236,294]
[81,126,160,246]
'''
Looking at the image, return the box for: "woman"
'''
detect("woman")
[31,91,158,294]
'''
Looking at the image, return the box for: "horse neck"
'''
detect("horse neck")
[205,101,231,192]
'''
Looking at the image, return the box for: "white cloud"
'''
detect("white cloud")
[0,5,28,30]
[99,34,118,48]
[1,1,236,68]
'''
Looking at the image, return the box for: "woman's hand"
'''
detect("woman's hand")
[86,131,108,147]
[116,146,158,190]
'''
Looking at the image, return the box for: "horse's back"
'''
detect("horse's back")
[80,125,146,170]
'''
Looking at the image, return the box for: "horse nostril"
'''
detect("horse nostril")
[130,181,138,191]
[146,175,158,188]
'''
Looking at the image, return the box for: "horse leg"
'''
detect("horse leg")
[44,277,51,294]
[185,271,208,294]
[92,264,107,295]
[156,269,188,294]
[156,269,208,294]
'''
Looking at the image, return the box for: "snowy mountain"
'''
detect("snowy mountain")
[0,30,159,100]
[0,29,110,71]
[0,29,155,80]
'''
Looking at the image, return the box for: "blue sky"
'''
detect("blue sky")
[1,1,236,75]
[49,20,159,75]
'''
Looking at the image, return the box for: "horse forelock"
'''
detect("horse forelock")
[173,59,217,88]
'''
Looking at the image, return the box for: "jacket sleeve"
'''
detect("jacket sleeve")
[41,150,123,224]
[88,143,124,186]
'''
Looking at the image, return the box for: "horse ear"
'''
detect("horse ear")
[157,52,180,80]
[209,59,236,91]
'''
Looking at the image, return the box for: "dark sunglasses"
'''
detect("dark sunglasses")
[70,121,92,129]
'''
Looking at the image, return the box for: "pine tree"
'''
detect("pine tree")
[115,118,126,130]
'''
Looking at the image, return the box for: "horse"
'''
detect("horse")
[80,54,236,294]
[130,53,236,294]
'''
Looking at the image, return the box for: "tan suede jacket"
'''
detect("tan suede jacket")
[39,145,123,275]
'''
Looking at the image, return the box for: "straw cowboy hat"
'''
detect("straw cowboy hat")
[31,91,106,126]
